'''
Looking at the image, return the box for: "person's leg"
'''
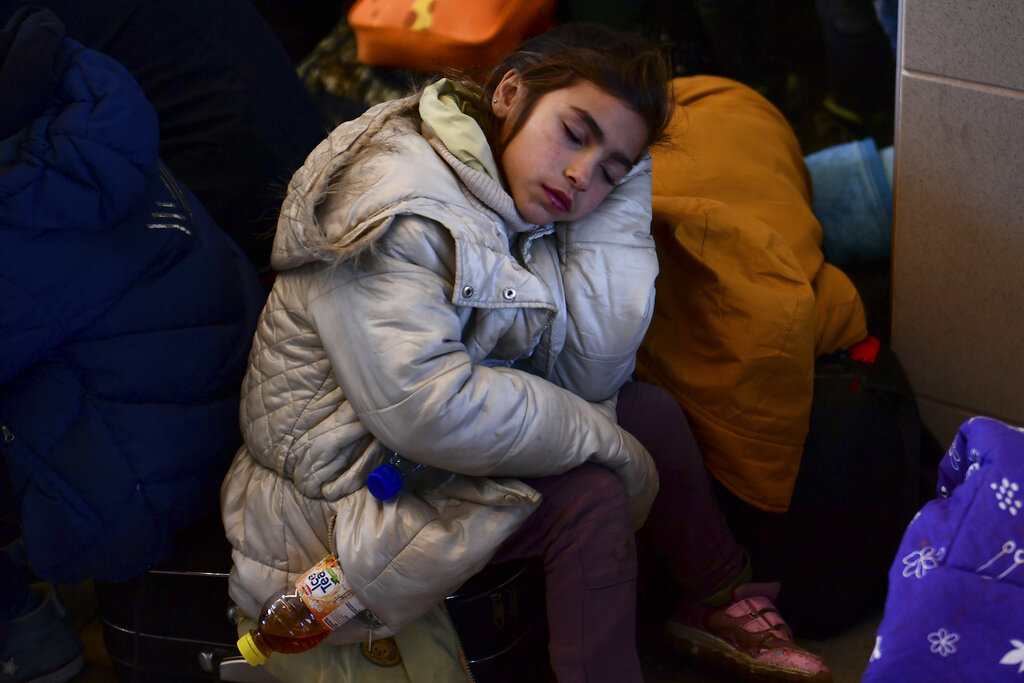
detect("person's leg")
[0,552,36,634]
[0,577,84,683]
[814,0,896,145]
[491,463,642,683]
[617,381,832,682]
[0,466,33,634]
[0,467,83,682]
[874,0,898,54]
[0,463,20,552]
[616,379,747,604]
[1,544,84,683]
[692,0,787,106]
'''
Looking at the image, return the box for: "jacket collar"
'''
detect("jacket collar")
[418,78,502,185]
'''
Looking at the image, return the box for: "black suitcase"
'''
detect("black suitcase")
[445,559,553,682]
[95,515,551,682]
[94,517,250,682]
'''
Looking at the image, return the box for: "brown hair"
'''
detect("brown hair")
[470,23,673,155]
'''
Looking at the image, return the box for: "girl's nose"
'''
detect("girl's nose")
[566,156,594,190]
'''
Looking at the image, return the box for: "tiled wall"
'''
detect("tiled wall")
[891,0,1024,447]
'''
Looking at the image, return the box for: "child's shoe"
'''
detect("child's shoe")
[0,584,85,683]
[665,582,832,682]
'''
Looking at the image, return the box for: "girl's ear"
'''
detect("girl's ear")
[491,70,522,121]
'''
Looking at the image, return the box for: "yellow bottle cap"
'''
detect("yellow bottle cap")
[237,631,269,666]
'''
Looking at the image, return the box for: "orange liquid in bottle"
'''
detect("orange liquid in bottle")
[238,554,367,665]
[251,593,330,656]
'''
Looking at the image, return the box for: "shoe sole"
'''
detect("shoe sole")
[665,621,832,683]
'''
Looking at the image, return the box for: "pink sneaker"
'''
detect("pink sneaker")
[665,582,832,682]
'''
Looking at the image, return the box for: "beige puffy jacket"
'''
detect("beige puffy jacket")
[221,93,659,646]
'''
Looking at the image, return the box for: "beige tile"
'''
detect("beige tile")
[902,0,1024,91]
[914,397,987,451]
[891,74,1024,430]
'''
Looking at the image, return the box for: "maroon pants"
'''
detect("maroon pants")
[491,380,745,682]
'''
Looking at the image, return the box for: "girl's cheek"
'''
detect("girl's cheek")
[542,132,564,164]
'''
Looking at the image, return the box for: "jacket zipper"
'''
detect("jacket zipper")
[442,601,477,682]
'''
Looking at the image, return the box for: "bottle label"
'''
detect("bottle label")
[295,554,367,631]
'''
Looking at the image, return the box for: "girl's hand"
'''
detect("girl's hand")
[608,428,659,529]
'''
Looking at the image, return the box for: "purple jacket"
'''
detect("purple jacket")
[863,416,1024,680]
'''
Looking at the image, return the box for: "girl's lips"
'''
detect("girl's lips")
[543,186,572,213]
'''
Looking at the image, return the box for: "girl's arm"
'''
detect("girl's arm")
[306,214,657,523]
[549,154,658,402]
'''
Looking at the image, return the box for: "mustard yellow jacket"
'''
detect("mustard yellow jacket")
[636,76,868,513]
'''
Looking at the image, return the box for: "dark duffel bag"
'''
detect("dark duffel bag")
[714,340,943,639]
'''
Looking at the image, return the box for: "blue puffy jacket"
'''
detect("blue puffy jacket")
[0,7,263,584]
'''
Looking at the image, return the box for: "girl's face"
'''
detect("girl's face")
[492,73,648,225]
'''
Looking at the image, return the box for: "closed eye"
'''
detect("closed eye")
[563,123,582,146]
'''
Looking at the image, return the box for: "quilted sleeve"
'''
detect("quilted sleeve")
[305,215,658,527]
[549,154,658,402]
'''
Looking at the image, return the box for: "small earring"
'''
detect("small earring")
[492,98,497,103]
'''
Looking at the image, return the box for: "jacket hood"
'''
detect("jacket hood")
[0,7,158,232]
[272,94,535,272]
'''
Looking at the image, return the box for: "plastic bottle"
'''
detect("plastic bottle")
[236,554,367,666]
[366,452,454,500]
